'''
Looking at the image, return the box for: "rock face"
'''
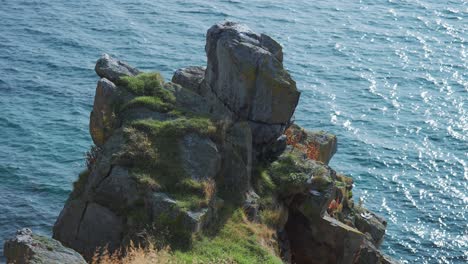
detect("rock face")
[47,22,398,264]
[95,53,140,82]
[172,22,300,148]
[4,228,86,264]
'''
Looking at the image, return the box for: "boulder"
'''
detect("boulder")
[148,193,210,233]
[356,239,399,264]
[205,21,300,144]
[286,124,338,164]
[220,122,253,199]
[179,133,221,181]
[95,53,140,83]
[4,228,86,264]
[90,78,118,146]
[53,201,124,260]
[171,66,206,94]
[94,166,141,213]
[354,207,387,247]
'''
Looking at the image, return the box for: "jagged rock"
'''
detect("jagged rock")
[4,228,86,264]
[54,201,124,259]
[94,166,140,212]
[220,121,253,198]
[95,53,140,83]
[90,78,118,146]
[179,133,221,181]
[286,124,338,164]
[205,21,300,144]
[356,239,399,264]
[268,147,336,203]
[47,23,394,264]
[149,193,210,233]
[286,212,364,264]
[354,207,387,247]
[172,66,206,94]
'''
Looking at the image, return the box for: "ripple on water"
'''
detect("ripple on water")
[0,0,467,262]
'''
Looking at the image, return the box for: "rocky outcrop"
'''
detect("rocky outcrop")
[2,21,398,264]
[95,53,140,83]
[172,22,300,148]
[4,228,86,264]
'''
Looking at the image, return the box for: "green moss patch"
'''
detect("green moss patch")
[122,96,174,113]
[174,208,282,264]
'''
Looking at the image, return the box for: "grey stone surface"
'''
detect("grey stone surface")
[95,53,140,82]
[205,21,299,144]
[171,66,206,93]
[355,208,387,247]
[4,228,86,264]
[94,166,140,212]
[90,78,118,146]
[75,203,123,259]
[179,133,221,181]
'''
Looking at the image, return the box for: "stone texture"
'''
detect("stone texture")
[286,212,364,264]
[4,228,86,264]
[94,166,140,213]
[90,78,118,146]
[205,21,300,144]
[286,124,338,164]
[356,239,399,264]
[172,66,206,93]
[220,122,253,198]
[95,53,140,83]
[354,208,387,247]
[179,133,221,181]
[75,203,124,259]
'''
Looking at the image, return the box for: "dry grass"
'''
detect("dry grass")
[92,242,172,264]
[91,242,240,264]
[202,178,216,205]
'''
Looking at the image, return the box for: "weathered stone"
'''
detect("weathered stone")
[221,122,252,198]
[53,201,123,260]
[149,192,179,220]
[149,193,210,233]
[205,21,300,144]
[356,239,399,264]
[75,203,123,259]
[172,66,206,94]
[249,121,286,146]
[94,166,140,212]
[90,78,118,146]
[95,53,140,83]
[179,133,221,181]
[184,208,210,233]
[53,199,87,250]
[4,228,86,264]
[285,212,364,264]
[286,124,338,164]
[354,207,387,247]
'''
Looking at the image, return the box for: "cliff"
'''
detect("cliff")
[4,22,397,264]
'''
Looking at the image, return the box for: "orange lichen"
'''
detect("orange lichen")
[284,127,320,161]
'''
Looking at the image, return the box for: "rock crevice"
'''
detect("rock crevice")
[4,22,397,264]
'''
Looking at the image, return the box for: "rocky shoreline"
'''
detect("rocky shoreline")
[4,22,397,264]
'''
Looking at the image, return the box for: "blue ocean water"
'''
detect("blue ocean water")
[0,0,466,263]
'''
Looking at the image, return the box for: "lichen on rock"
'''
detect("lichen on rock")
[3,22,398,264]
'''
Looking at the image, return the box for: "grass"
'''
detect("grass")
[173,208,282,264]
[114,127,159,169]
[116,72,176,115]
[122,96,175,113]
[131,117,216,138]
[267,154,309,196]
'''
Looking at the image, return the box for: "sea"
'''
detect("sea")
[0,0,466,263]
